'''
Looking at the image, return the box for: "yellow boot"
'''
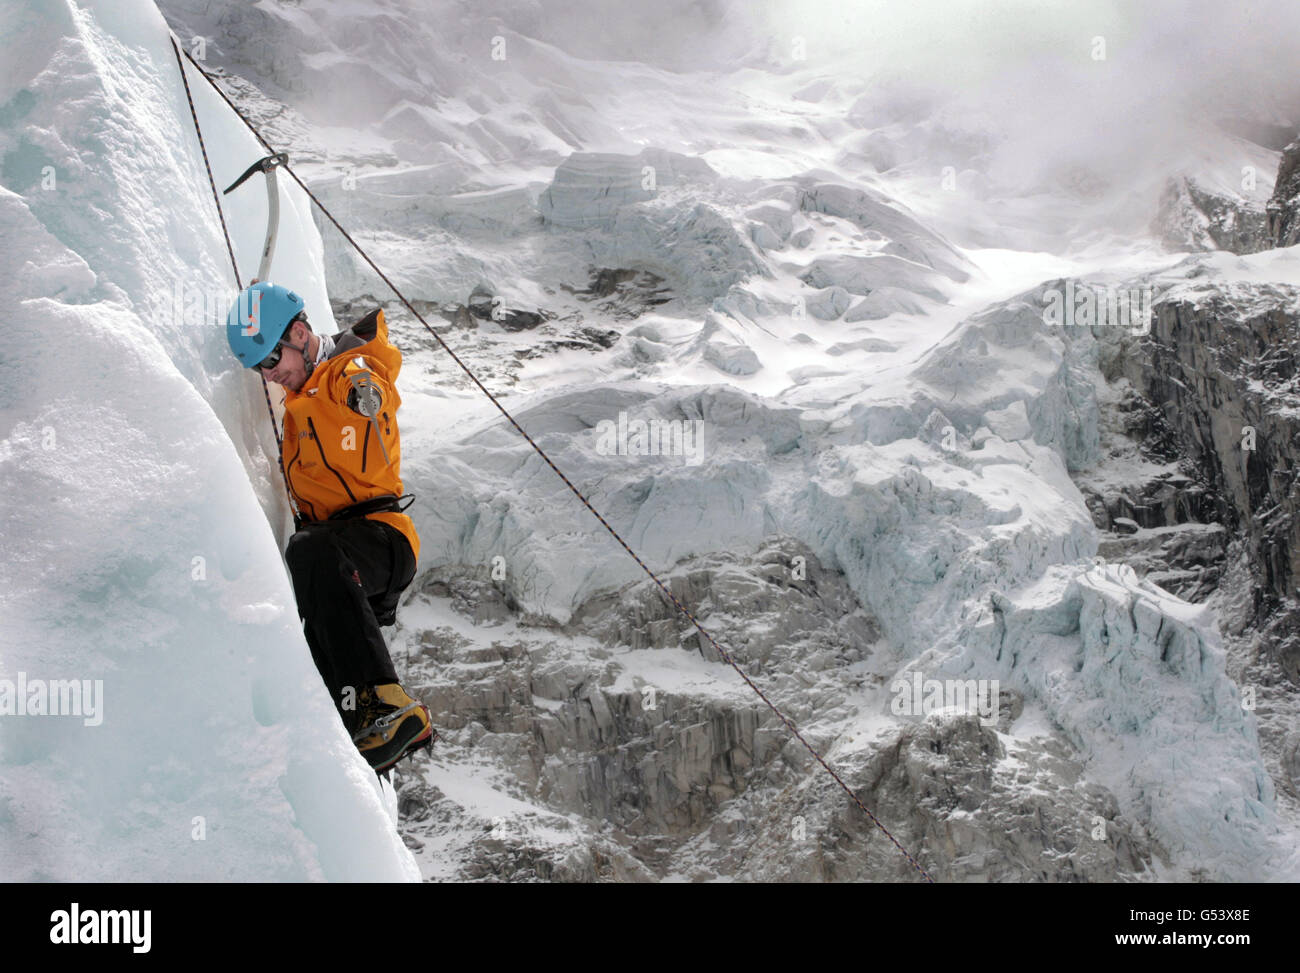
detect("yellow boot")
[352,683,435,772]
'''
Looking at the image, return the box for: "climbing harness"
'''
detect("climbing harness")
[291,493,415,534]
[170,35,935,882]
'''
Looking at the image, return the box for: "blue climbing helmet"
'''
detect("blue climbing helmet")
[225,281,306,368]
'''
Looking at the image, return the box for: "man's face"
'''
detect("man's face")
[262,321,310,392]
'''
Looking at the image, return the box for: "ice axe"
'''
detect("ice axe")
[224,151,288,282]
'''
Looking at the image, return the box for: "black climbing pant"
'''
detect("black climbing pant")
[284,518,417,731]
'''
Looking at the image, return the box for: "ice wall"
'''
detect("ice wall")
[0,0,416,881]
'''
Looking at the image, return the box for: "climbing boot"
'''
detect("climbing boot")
[352,682,435,772]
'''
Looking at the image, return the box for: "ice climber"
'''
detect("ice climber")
[226,280,434,772]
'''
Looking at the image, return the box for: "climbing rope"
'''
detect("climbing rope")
[171,37,299,522]
[171,36,935,882]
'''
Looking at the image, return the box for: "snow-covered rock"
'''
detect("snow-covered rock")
[1153,175,1272,254]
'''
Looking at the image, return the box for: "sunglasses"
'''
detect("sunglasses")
[254,314,305,371]
[255,342,286,372]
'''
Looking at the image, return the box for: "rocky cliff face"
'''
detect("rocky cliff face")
[1267,136,1300,247]
[1094,279,1300,683]
[1154,176,1273,254]
[393,539,1154,881]
[1059,251,1300,859]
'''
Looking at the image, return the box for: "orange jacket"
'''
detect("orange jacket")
[282,309,419,561]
